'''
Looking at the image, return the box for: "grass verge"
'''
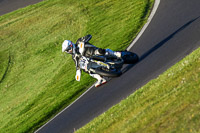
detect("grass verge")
[0,0,154,132]
[77,47,200,133]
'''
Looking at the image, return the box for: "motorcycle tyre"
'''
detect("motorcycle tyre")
[94,67,122,77]
[121,51,139,64]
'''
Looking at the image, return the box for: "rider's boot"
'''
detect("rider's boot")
[90,73,107,87]
[114,51,121,58]
[95,78,107,87]
[105,49,121,58]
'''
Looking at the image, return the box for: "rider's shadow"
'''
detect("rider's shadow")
[122,17,199,74]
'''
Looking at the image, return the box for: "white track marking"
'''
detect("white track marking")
[35,0,160,132]
[127,0,160,50]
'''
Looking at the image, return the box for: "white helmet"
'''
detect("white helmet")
[62,40,74,54]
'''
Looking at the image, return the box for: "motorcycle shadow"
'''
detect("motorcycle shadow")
[121,63,138,74]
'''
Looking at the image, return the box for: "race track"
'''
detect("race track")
[0,0,43,16]
[36,0,200,132]
[1,0,200,133]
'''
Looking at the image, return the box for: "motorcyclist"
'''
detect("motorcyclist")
[62,34,121,87]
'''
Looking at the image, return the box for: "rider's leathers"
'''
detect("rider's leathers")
[71,35,106,81]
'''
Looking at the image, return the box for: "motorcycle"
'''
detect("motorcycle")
[75,42,139,81]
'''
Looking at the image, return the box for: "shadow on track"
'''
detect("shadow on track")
[122,17,199,74]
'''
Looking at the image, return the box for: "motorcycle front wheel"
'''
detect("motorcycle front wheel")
[121,51,139,64]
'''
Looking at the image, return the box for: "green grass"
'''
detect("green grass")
[77,47,200,133]
[0,50,10,82]
[0,0,154,132]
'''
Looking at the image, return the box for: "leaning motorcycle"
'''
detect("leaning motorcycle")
[75,42,139,81]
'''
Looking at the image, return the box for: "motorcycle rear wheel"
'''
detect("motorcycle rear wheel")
[94,67,122,77]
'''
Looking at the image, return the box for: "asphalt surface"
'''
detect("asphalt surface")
[0,0,43,16]
[1,0,200,133]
